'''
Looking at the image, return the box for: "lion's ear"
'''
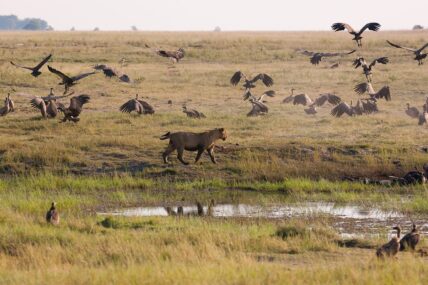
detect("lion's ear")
[219,128,224,132]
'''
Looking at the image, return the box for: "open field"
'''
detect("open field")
[0,31,428,284]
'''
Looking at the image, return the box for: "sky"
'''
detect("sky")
[2,0,427,31]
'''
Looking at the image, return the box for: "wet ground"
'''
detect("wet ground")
[98,202,428,238]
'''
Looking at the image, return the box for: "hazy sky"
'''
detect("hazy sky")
[2,0,427,31]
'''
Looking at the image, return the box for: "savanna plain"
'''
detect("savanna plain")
[0,30,427,284]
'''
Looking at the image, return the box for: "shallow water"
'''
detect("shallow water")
[98,202,428,238]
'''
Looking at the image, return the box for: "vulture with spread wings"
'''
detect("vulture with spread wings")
[298,49,356,65]
[331,22,381,47]
[120,94,155,115]
[48,65,96,94]
[354,82,391,101]
[311,93,342,107]
[10,54,52,77]
[353,57,389,82]
[94,64,131,83]
[387,40,428,65]
[156,48,185,63]
[331,100,364,117]
[230,71,274,90]
[57,94,90,122]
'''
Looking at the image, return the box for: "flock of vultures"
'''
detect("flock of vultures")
[2,23,428,258]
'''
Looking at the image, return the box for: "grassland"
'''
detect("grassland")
[0,30,428,284]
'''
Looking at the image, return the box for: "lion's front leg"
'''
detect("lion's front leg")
[207,147,217,164]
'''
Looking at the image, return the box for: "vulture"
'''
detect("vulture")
[30,88,73,118]
[165,207,177,216]
[332,22,381,47]
[230,71,274,91]
[405,103,420,118]
[46,202,60,225]
[391,167,427,185]
[156,48,185,63]
[298,49,356,65]
[376,226,401,259]
[399,224,420,251]
[283,89,313,106]
[48,65,96,94]
[182,106,206,118]
[243,90,275,101]
[10,54,52,77]
[330,100,365,117]
[360,99,379,114]
[353,57,389,82]
[57,94,90,122]
[247,91,275,117]
[419,111,428,126]
[93,64,131,83]
[247,98,269,117]
[119,94,155,115]
[304,105,317,115]
[354,82,391,101]
[311,93,342,107]
[0,94,14,116]
[387,40,428,65]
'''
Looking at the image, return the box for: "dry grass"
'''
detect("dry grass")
[0,30,427,180]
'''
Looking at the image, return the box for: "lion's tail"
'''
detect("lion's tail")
[160,132,171,140]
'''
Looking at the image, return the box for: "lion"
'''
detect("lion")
[160,128,227,165]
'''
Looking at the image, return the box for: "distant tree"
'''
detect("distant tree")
[413,25,424,30]
[22,19,49,30]
[0,15,49,30]
[131,25,138,31]
[94,27,100,31]
[214,26,221,32]
[0,15,19,29]
[70,27,75,31]
[46,25,54,31]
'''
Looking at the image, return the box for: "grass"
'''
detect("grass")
[0,30,428,283]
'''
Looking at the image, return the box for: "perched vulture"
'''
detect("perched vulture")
[376,226,401,259]
[405,103,420,118]
[46,202,60,225]
[182,106,206,118]
[0,94,14,116]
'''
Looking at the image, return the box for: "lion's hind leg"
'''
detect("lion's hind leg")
[194,148,205,163]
